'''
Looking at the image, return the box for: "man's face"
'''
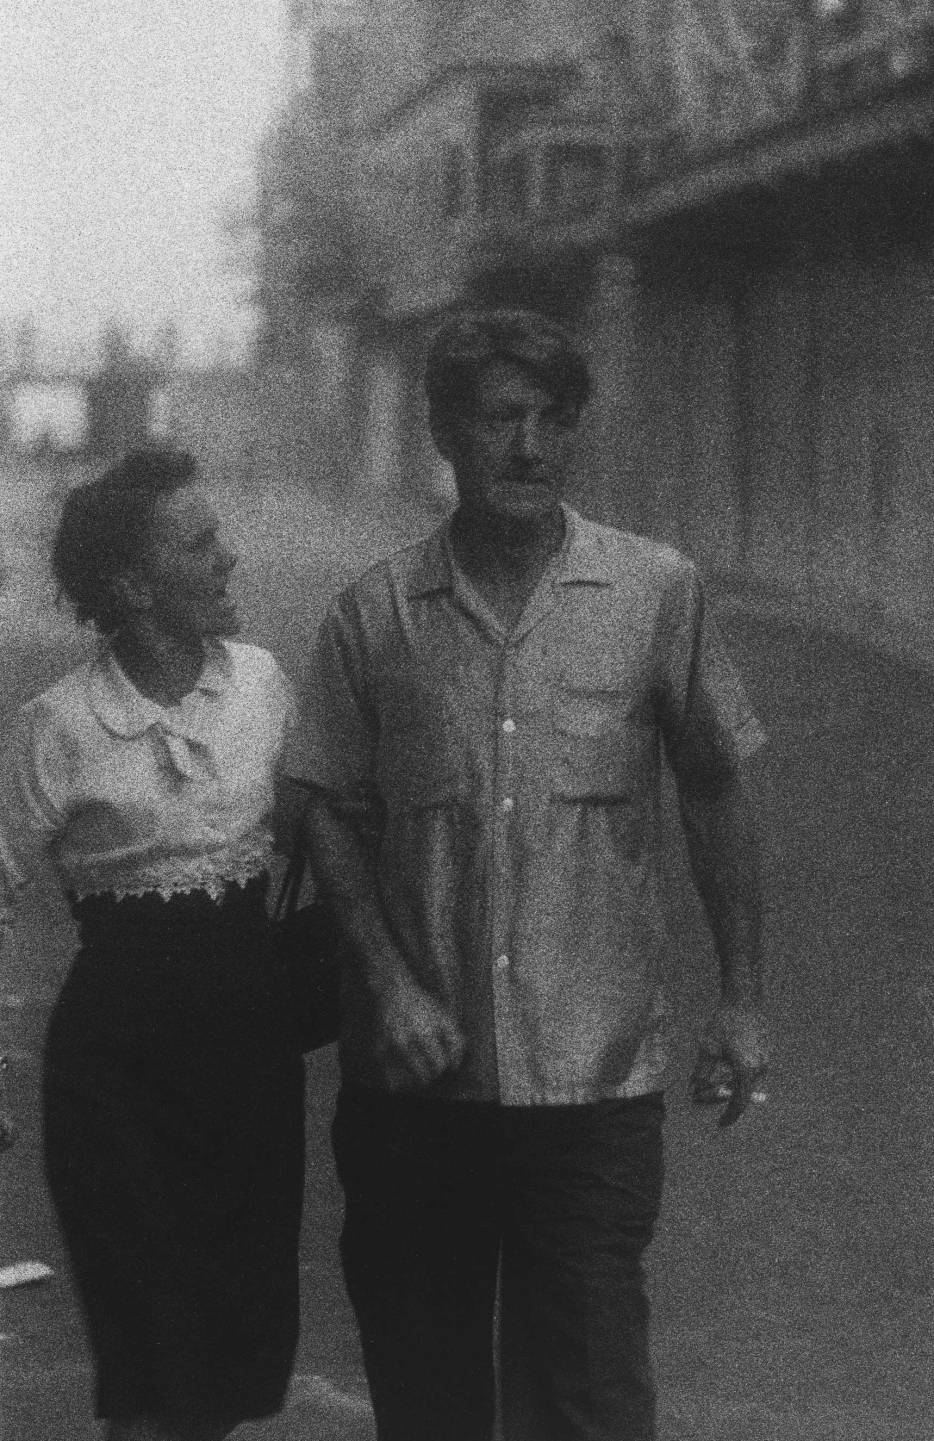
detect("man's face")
[442,361,579,525]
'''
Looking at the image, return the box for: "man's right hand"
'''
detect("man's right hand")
[375,976,466,1090]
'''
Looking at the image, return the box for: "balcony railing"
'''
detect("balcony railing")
[355,12,934,312]
[628,0,934,185]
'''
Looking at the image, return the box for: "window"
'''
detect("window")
[489,149,534,217]
[812,0,865,41]
[542,142,607,218]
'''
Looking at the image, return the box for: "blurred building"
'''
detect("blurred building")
[10,384,87,455]
[258,0,934,653]
[283,0,362,98]
[84,370,152,459]
[254,2,363,370]
[0,324,158,463]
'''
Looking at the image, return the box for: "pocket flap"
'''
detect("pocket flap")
[555,694,652,801]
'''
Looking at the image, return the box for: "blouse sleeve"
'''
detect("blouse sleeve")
[259,651,299,787]
[272,656,299,756]
[0,699,71,922]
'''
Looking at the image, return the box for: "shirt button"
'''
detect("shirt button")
[495,954,509,971]
[502,718,516,734]
[501,796,514,814]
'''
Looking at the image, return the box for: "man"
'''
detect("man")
[289,308,769,1441]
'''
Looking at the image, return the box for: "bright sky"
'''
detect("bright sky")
[0,1,284,369]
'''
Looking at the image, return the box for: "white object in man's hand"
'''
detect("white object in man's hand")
[690,1003,770,1128]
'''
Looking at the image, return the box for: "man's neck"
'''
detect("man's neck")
[449,506,566,632]
[112,625,206,708]
[449,505,566,584]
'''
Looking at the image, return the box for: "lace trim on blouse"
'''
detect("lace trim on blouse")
[68,834,276,905]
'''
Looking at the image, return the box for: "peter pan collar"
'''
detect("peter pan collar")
[87,641,233,740]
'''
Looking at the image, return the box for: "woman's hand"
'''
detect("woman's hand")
[374,976,466,1091]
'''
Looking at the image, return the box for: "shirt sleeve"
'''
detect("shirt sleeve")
[0,700,71,919]
[655,560,766,786]
[279,595,378,805]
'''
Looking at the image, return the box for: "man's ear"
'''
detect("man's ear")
[112,570,152,615]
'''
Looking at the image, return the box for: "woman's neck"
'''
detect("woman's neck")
[111,624,207,707]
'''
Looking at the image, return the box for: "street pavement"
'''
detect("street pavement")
[0,462,931,1439]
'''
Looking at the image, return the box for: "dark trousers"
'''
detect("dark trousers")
[331,1088,665,1441]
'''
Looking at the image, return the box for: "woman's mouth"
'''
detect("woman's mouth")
[213,588,237,614]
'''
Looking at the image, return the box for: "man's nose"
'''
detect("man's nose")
[513,414,543,460]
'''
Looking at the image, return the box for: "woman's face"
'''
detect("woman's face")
[132,486,240,641]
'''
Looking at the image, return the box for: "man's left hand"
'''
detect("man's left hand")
[690,1002,770,1128]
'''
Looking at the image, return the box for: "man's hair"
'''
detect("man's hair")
[52,446,197,633]
[424,307,591,436]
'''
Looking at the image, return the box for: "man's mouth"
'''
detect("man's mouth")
[505,471,547,487]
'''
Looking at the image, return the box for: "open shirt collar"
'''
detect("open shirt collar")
[404,505,615,601]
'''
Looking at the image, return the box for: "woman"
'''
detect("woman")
[0,448,305,1441]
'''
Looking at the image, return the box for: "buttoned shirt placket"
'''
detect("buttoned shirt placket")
[446,550,564,1102]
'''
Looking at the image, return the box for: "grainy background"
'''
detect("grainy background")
[0,456,930,1440]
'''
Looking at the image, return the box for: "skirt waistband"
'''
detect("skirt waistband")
[69,873,270,947]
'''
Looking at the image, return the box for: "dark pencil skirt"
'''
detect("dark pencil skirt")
[42,875,306,1423]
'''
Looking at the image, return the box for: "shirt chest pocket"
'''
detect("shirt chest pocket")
[554,686,654,802]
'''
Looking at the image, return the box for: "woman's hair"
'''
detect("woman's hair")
[52,447,197,632]
[424,307,591,437]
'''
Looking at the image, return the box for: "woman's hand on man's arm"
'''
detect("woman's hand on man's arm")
[302,791,465,1090]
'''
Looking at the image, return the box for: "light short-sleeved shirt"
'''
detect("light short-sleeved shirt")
[287,507,764,1104]
[0,640,293,915]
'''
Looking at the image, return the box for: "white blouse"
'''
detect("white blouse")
[0,640,294,914]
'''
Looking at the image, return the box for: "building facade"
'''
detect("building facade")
[260,0,934,656]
